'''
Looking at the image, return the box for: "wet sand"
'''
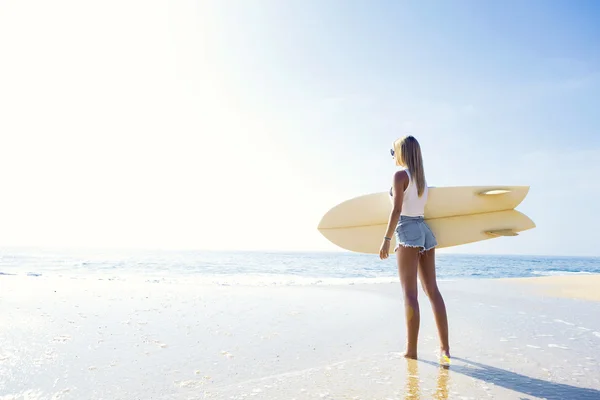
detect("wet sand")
[1,275,599,399]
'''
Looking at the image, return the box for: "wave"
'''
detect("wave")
[180,274,402,287]
[0,272,405,287]
[531,270,593,276]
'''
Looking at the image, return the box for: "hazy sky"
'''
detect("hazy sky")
[1,0,599,256]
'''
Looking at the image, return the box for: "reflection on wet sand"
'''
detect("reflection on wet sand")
[404,360,449,399]
[434,365,450,400]
[404,360,420,399]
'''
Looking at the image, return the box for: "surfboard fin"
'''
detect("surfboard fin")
[478,189,512,196]
[485,229,519,237]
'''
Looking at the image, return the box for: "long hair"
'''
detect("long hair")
[393,135,426,197]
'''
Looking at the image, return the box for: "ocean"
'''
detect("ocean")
[1,248,599,286]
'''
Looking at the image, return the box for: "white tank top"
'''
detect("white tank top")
[390,169,428,217]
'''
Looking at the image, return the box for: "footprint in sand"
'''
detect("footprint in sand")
[176,380,206,389]
[45,350,57,360]
[52,335,72,343]
[221,351,234,359]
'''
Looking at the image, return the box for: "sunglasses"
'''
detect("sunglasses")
[390,148,395,157]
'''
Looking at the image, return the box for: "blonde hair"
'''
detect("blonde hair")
[393,135,426,197]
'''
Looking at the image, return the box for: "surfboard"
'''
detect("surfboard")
[317,186,535,254]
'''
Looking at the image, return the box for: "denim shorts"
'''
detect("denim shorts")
[395,215,438,252]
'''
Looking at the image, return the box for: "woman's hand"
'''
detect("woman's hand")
[379,238,391,260]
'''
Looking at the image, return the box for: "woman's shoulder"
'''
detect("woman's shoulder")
[389,169,410,196]
[394,169,409,182]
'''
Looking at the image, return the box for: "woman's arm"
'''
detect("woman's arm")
[380,170,408,259]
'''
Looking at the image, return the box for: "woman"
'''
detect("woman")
[379,135,450,362]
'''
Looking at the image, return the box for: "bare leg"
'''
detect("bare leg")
[418,248,450,357]
[396,246,421,359]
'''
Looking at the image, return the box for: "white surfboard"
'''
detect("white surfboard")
[318,186,535,254]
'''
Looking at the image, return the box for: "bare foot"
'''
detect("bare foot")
[439,348,451,365]
[403,350,418,359]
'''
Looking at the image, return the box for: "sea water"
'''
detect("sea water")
[1,248,598,286]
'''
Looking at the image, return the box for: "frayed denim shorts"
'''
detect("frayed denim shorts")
[395,215,437,253]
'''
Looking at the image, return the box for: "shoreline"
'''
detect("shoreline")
[2,271,600,290]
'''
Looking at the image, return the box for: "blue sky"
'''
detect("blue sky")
[0,0,599,255]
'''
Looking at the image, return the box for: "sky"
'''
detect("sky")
[0,0,599,256]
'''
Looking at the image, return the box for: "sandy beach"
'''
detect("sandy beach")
[1,274,599,399]
[504,274,600,302]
